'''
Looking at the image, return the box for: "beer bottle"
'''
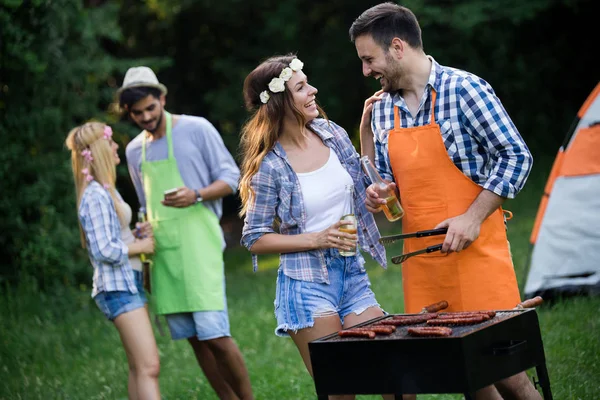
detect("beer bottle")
[360,156,404,221]
[137,207,150,264]
[339,184,357,257]
[137,207,152,293]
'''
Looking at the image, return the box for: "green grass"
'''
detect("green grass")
[2,168,600,399]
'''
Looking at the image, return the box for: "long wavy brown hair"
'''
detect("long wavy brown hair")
[238,54,327,216]
[65,122,123,247]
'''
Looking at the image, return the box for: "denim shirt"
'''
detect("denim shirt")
[241,118,387,283]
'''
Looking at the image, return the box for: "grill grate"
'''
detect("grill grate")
[326,310,525,341]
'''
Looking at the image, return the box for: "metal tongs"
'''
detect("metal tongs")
[378,228,448,264]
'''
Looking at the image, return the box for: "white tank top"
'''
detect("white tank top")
[117,195,143,272]
[296,149,353,233]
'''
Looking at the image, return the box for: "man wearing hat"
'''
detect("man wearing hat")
[120,66,253,399]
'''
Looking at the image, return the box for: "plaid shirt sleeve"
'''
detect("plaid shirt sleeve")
[241,159,278,271]
[80,189,129,266]
[459,78,533,198]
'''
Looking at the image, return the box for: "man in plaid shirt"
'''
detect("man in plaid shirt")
[350,3,541,400]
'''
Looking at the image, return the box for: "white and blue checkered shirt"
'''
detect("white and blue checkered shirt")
[241,119,387,283]
[371,57,532,199]
[79,181,137,297]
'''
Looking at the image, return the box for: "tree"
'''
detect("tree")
[0,0,136,289]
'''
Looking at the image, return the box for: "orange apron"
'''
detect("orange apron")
[388,89,521,313]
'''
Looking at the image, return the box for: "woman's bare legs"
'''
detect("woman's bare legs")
[344,307,413,400]
[289,312,353,400]
[289,306,412,400]
[114,307,161,400]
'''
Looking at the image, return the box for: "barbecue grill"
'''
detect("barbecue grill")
[308,308,552,399]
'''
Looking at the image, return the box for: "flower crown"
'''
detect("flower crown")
[260,58,304,104]
[81,125,112,189]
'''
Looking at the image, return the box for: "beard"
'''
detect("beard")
[145,110,164,133]
[380,53,402,93]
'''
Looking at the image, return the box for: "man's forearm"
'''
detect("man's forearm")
[198,180,234,201]
[465,189,505,225]
[360,130,375,162]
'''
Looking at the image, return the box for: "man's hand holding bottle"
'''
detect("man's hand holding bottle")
[365,181,398,213]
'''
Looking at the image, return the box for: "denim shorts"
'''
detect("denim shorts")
[94,270,147,321]
[165,281,231,341]
[274,249,381,337]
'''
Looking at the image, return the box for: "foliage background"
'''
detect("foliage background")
[0,0,597,290]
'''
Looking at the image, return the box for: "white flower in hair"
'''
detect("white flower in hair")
[259,91,270,104]
[260,58,304,104]
[289,58,304,71]
[268,77,285,93]
[279,67,293,81]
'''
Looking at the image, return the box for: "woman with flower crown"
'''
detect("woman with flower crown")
[239,55,401,399]
[66,122,161,399]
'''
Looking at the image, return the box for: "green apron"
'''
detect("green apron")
[141,112,224,314]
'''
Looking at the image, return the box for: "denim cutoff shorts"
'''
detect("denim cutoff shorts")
[274,249,381,337]
[165,279,231,341]
[94,270,147,321]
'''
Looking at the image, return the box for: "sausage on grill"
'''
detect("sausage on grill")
[338,329,376,339]
[359,325,396,334]
[407,326,453,337]
[394,313,439,320]
[427,315,489,326]
[422,300,449,313]
[377,314,438,326]
[438,311,496,318]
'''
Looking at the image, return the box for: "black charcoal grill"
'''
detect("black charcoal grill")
[308,308,552,399]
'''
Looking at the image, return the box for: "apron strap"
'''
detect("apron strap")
[142,131,148,163]
[393,87,438,130]
[393,104,401,130]
[165,111,174,160]
[429,89,437,125]
[141,111,174,162]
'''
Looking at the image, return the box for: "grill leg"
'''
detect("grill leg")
[535,363,553,400]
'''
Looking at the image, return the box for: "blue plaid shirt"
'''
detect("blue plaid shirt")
[241,119,387,283]
[371,57,532,199]
[79,181,137,297]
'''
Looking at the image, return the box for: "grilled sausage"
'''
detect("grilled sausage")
[407,326,453,337]
[375,319,408,326]
[358,325,396,334]
[377,314,438,326]
[516,296,543,309]
[426,315,489,326]
[394,313,439,320]
[338,329,376,339]
[437,311,495,319]
[421,300,449,313]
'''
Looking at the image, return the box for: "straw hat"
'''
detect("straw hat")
[117,66,168,96]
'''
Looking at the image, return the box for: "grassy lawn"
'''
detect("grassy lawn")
[1,169,599,399]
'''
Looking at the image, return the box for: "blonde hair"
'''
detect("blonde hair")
[65,121,123,247]
[238,54,327,216]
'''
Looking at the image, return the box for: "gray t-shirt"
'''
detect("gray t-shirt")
[125,115,240,245]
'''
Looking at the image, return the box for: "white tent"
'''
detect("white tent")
[524,82,600,299]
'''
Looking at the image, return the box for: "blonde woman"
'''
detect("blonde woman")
[66,122,160,399]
